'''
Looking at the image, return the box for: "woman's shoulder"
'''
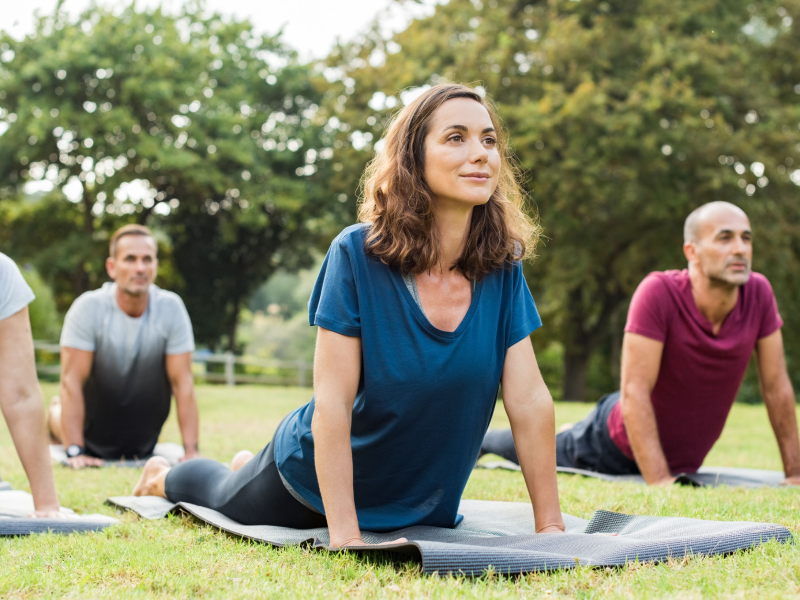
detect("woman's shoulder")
[332,223,370,246]
[328,223,373,262]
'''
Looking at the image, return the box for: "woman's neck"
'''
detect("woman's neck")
[433,199,473,273]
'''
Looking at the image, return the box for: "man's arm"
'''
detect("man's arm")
[0,307,62,515]
[619,332,674,485]
[755,329,800,483]
[59,347,103,468]
[502,336,564,533]
[165,352,200,461]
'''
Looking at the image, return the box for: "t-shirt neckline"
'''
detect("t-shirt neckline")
[391,268,484,340]
[678,270,743,337]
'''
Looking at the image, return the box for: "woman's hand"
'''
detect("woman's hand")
[331,536,409,549]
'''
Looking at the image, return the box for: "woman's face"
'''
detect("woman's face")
[423,98,501,209]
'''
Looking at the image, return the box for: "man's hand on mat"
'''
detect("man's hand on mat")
[781,475,800,486]
[66,455,104,468]
[651,476,677,486]
[332,536,409,549]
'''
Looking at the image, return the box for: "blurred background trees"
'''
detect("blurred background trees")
[1,0,799,399]
[0,3,346,350]
[323,0,800,399]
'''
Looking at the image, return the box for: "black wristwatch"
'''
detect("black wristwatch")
[66,444,85,458]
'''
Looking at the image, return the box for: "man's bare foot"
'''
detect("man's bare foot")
[558,422,574,434]
[133,457,171,497]
[231,450,254,472]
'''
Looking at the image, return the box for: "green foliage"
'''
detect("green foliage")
[324,0,800,400]
[19,264,61,340]
[0,3,348,348]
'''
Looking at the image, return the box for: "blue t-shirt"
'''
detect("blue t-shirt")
[273,224,542,532]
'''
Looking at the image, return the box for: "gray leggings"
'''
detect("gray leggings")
[164,438,327,528]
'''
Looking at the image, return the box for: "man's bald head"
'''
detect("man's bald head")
[683,201,752,287]
[683,202,749,244]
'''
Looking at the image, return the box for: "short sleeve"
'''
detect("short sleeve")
[0,254,35,322]
[165,295,196,355]
[308,236,360,337]
[60,295,98,351]
[507,262,542,348]
[624,274,671,343]
[756,275,783,340]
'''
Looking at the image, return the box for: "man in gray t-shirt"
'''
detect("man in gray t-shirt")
[0,253,66,516]
[48,225,200,467]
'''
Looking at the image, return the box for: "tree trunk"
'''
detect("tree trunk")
[226,299,241,352]
[82,186,94,235]
[563,349,590,402]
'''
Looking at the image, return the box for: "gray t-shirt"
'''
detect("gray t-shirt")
[0,253,35,322]
[60,282,195,458]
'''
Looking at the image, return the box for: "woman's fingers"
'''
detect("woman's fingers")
[336,536,409,549]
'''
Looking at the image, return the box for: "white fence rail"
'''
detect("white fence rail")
[33,341,312,388]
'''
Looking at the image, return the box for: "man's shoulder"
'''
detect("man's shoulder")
[69,284,114,313]
[744,272,776,305]
[634,269,686,298]
[149,285,188,311]
[746,271,772,290]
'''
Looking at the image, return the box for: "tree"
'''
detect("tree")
[324,0,800,399]
[0,3,346,348]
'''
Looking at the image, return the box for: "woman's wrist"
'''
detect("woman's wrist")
[535,521,566,534]
[329,529,364,548]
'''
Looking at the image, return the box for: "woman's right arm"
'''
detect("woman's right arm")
[311,327,364,548]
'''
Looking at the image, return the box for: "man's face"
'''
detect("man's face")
[106,235,158,296]
[686,208,752,286]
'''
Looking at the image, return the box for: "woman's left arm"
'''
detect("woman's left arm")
[500,336,565,533]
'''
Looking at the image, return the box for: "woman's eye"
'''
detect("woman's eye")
[484,137,497,145]
[449,135,463,142]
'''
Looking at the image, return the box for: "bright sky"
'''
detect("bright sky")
[2,0,436,60]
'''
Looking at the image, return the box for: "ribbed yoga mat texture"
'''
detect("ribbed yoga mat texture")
[477,462,787,488]
[106,496,792,575]
[0,490,118,536]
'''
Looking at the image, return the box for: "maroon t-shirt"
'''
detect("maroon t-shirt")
[607,269,783,473]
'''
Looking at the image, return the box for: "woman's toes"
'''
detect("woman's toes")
[133,456,170,496]
[231,450,255,472]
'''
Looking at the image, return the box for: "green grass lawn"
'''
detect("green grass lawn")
[2,384,800,599]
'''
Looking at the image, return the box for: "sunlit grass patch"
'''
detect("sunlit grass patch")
[0,384,798,599]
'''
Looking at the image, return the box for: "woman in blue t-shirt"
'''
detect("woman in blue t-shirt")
[133,83,565,546]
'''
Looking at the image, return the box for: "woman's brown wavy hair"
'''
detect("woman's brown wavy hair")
[358,83,540,280]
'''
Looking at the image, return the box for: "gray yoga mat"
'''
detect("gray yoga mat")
[50,442,185,468]
[0,490,118,536]
[477,460,787,488]
[107,495,792,576]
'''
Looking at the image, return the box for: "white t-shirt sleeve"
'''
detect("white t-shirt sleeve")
[165,295,195,355]
[60,294,98,351]
[0,253,36,322]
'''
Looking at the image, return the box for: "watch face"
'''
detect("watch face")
[66,445,84,458]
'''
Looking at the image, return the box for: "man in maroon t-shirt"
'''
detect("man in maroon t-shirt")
[482,202,800,485]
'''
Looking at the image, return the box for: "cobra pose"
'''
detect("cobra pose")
[133,83,565,546]
[483,202,800,486]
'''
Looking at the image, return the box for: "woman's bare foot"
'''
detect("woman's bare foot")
[558,422,574,434]
[231,450,254,472]
[132,457,171,497]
